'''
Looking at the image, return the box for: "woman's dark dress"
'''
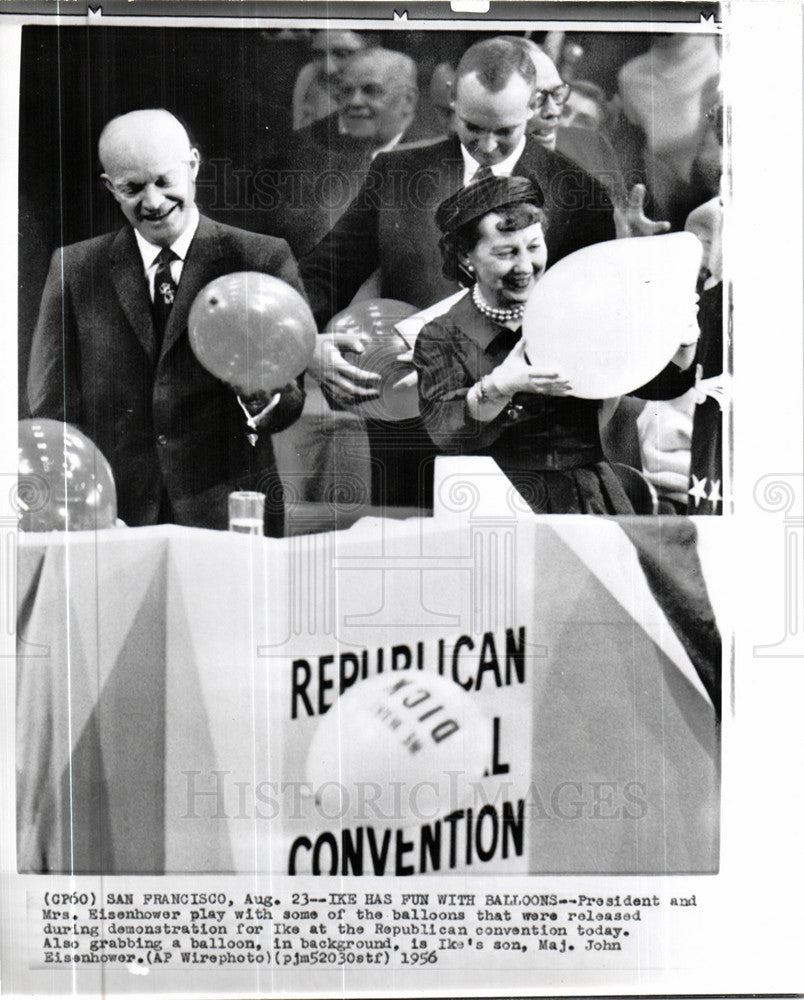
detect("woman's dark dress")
[413,292,690,515]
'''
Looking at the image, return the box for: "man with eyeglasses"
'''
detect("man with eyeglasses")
[505,36,662,233]
[509,37,576,148]
[27,108,306,534]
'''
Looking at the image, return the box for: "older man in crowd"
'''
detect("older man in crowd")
[300,35,647,508]
[257,47,419,259]
[329,46,418,150]
[27,109,306,535]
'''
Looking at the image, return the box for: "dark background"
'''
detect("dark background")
[18,25,655,417]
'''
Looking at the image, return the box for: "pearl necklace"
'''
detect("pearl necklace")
[471,284,525,324]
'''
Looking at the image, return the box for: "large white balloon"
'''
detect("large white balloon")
[523,233,702,399]
[305,671,493,828]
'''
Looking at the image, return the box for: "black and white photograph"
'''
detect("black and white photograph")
[1,1,802,997]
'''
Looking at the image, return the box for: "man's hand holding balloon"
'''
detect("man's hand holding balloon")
[188,271,317,434]
[233,381,306,432]
[316,299,421,420]
[307,331,382,407]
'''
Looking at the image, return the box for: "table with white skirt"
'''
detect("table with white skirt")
[16,458,721,876]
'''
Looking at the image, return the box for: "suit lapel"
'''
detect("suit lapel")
[161,216,225,356]
[513,139,535,177]
[108,226,159,362]
[513,138,554,185]
[439,136,464,200]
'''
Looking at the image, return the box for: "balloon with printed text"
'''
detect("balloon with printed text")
[306,671,493,827]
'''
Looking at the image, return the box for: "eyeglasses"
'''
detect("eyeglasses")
[534,83,572,109]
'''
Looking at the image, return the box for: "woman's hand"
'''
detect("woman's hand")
[487,339,572,397]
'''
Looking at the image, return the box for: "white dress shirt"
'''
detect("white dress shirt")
[134,203,200,300]
[461,135,527,187]
[370,131,406,160]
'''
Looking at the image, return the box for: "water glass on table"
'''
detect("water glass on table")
[228,491,265,536]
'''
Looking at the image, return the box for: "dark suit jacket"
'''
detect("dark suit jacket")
[27,215,305,534]
[301,112,378,159]
[555,125,628,206]
[242,115,413,260]
[300,134,616,327]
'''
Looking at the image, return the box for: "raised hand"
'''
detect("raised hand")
[614,183,671,238]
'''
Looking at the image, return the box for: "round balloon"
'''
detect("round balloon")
[18,419,117,532]
[188,272,317,396]
[306,671,493,828]
[522,232,702,399]
[327,298,420,421]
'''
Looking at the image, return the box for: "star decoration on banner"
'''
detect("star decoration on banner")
[689,474,709,508]
[707,479,722,508]
[688,474,722,511]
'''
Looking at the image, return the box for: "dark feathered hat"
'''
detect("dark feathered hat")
[435,173,544,236]
[436,173,545,285]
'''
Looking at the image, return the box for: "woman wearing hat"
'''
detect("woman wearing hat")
[413,174,695,514]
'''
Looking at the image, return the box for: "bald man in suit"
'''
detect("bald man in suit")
[28,109,305,535]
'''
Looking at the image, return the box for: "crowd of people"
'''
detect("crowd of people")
[25,31,725,533]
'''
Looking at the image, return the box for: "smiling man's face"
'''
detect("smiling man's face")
[526,47,567,149]
[101,111,199,248]
[338,53,416,145]
[452,70,534,166]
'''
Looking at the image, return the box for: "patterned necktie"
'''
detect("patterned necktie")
[152,247,179,341]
